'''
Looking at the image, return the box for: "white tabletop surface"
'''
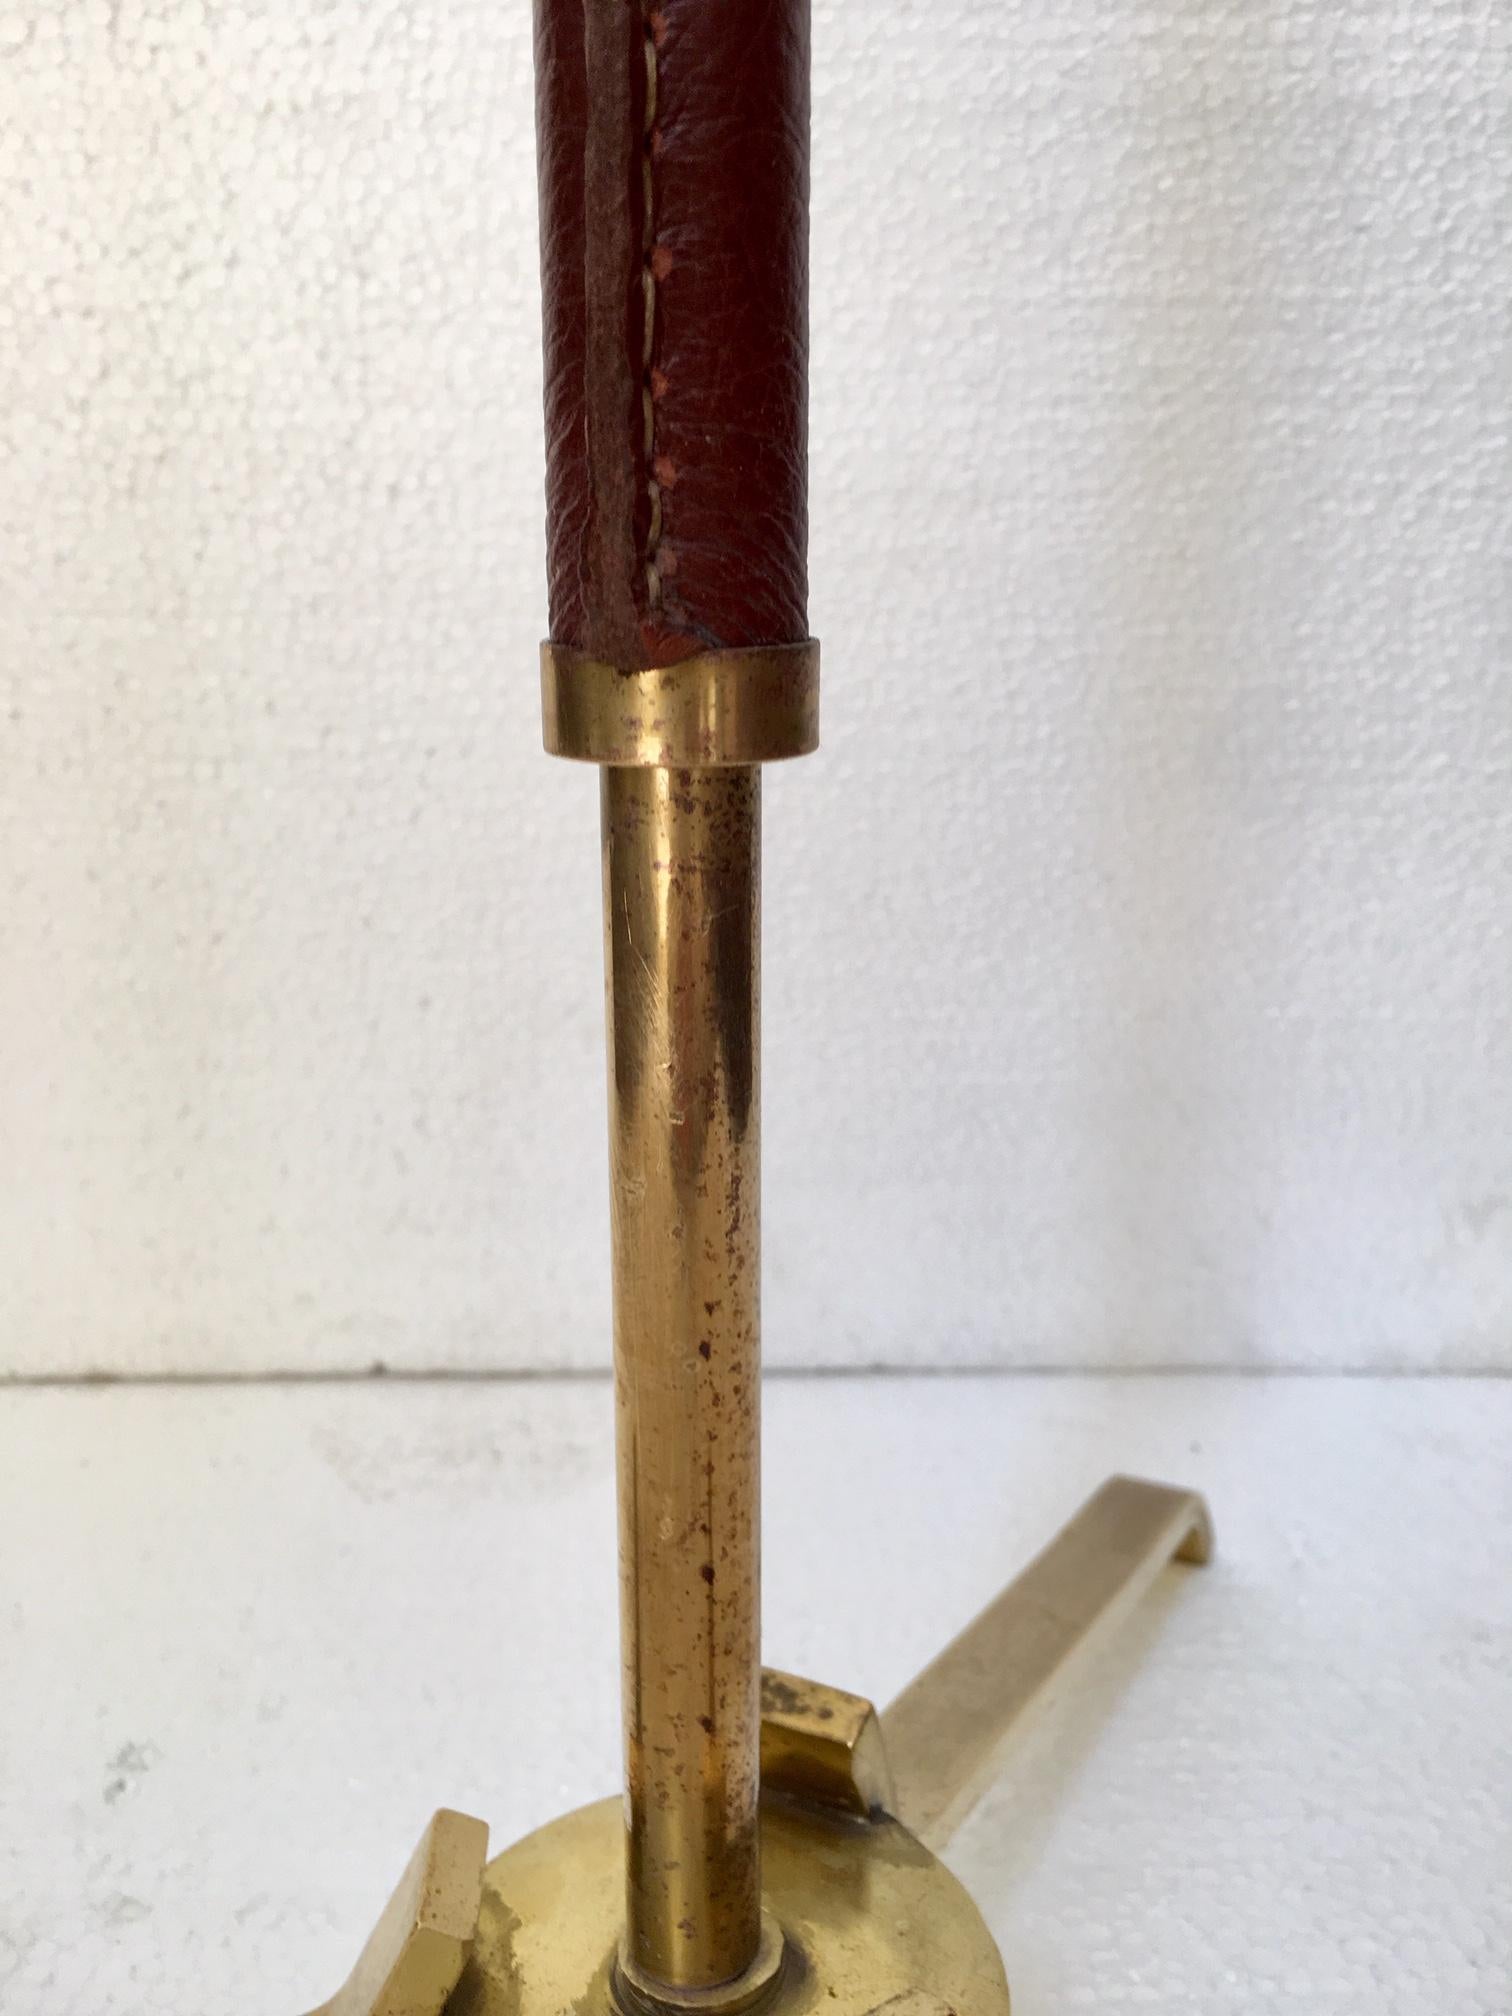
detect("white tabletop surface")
[3,1372,1509,2013]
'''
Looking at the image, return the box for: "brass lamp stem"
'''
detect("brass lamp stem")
[540,640,821,2004]
[603,763,764,1993]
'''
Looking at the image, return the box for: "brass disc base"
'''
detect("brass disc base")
[446,1796,1011,2016]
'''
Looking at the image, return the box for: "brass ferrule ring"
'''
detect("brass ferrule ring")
[541,640,820,768]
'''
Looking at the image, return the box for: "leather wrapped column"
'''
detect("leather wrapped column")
[534,0,810,665]
[532,0,812,1998]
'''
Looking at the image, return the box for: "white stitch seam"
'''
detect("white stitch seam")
[641,10,662,612]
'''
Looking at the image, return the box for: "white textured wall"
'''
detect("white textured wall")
[1,3,1508,1376]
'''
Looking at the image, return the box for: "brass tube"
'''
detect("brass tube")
[602,763,763,1993]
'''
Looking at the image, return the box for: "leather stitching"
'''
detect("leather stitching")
[641,7,664,617]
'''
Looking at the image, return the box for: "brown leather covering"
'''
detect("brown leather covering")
[533,0,810,668]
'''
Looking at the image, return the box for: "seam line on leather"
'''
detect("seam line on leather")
[640,6,663,616]
[578,0,644,664]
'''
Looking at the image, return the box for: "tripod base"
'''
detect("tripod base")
[303,1475,1211,2016]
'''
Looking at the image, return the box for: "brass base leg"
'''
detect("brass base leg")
[300,1473,1212,2016]
[882,1475,1212,1849]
